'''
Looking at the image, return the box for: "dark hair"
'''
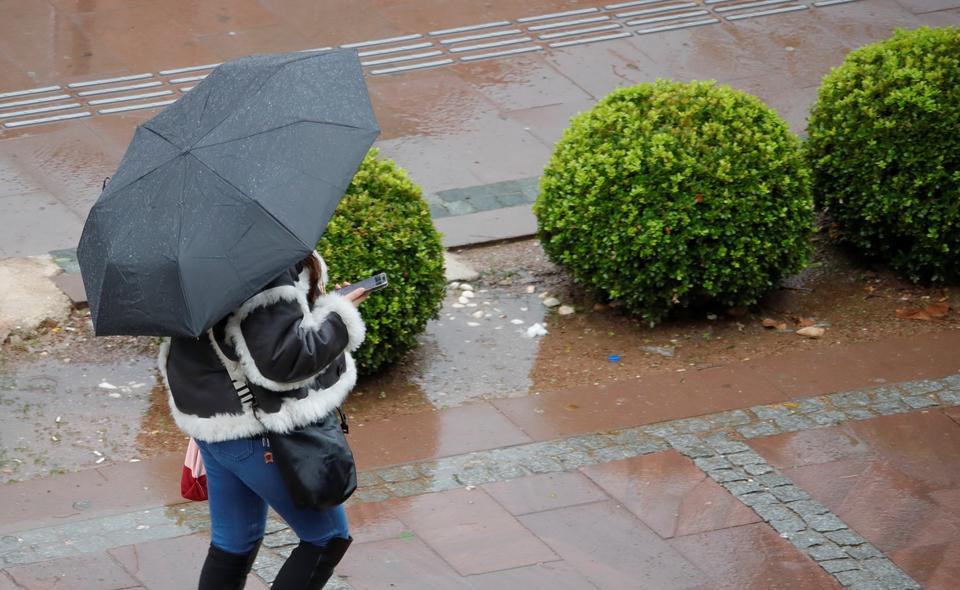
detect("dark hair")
[301,253,322,306]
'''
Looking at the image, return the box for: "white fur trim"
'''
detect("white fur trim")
[157,338,265,442]
[159,337,357,441]
[303,293,366,352]
[256,353,357,434]
[225,273,364,390]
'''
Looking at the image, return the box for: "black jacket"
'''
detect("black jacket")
[159,254,365,442]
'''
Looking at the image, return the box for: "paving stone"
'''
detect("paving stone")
[805,513,848,533]
[376,465,420,483]
[356,471,383,488]
[694,456,732,471]
[706,410,753,428]
[253,550,286,584]
[900,379,944,396]
[825,530,868,546]
[937,389,960,405]
[707,469,748,483]
[845,580,885,590]
[768,514,806,535]
[867,386,905,403]
[787,500,830,518]
[860,558,917,586]
[737,421,780,439]
[831,391,872,408]
[753,473,793,489]
[738,492,779,507]
[642,424,678,438]
[843,408,877,421]
[590,446,633,463]
[563,435,613,451]
[944,374,960,389]
[520,455,564,475]
[558,452,593,471]
[264,518,288,535]
[787,530,829,549]
[771,485,810,503]
[808,542,848,561]
[743,463,774,476]
[672,417,712,433]
[903,395,939,409]
[751,503,795,523]
[350,487,391,503]
[702,432,750,453]
[665,435,714,458]
[724,480,763,496]
[845,544,883,560]
[870,401,909,416]
[491,461,531,481]
[834,569,873,586]
[263,528,299,549]
[810,410,848,426]
[820,558,863,573]
[386,479,433,498]
[795,398,829,413]
[725,451,766,466]
[774,414,816,432]
[751,404,794,420]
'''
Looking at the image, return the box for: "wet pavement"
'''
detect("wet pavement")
[3,1,960,588]
[2,0,959,256]
[0,357,155,482]
[3,350,960,588]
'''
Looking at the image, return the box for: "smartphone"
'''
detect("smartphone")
[335,272,388,296]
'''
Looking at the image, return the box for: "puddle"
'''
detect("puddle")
[351,284,547,413]
[414,285,546,407]
[0,357,156,482]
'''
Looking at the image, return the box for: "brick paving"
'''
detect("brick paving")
[3,374,959,587]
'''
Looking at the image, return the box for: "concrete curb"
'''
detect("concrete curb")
[0,256,71,344]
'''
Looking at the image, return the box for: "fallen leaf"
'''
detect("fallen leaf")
[897,303,950,321]
[694,193,704,204]
[762,318,779,329]
[797,317,816,328]
[796,326,825,338]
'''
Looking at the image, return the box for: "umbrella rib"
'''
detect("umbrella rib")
[175,161,195,334]
[98,126,186,198]
[188,53,320,151]
[194,119,371,151]
[184,151,307,249]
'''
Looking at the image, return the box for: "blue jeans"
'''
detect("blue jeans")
[196,437,350,554]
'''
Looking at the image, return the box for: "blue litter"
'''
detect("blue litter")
[608,355,621,362]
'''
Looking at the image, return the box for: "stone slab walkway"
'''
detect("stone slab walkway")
[3,330,960,588]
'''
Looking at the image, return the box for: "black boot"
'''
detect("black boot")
[198,539,262,590]
[271,537,352,590]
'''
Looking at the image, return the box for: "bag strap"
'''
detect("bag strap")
[206,326,350,434]
[208,330,259,415]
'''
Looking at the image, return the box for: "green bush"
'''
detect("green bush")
[535,80,813,324]
[806,26,960,282]
[317,150,445,374]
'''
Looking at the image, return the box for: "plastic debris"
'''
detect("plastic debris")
[526,323,548,338]
[608,354,621,362]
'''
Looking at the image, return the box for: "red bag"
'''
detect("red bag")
[181,438,208,501]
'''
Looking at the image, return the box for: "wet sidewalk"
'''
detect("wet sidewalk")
[3,330,960,589]
[2,0,959,257]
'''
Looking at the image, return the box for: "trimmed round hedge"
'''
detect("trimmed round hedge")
[806,26,960,282]
[535,80,814,324]
[317,150,445,374]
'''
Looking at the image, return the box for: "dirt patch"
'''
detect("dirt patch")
[464,236,960,393]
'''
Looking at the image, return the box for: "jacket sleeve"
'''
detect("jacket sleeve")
[229,292,366,388]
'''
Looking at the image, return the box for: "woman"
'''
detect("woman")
[159,252,367,589]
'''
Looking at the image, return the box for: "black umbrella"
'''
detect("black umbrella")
[78,50,380,337]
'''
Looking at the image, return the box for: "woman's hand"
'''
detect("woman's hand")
[335,283,368,307]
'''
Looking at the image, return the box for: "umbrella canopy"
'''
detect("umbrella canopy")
[78,50,380,337]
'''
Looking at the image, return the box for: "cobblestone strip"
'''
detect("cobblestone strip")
[3,375,958,583]
[671,431,920,589]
